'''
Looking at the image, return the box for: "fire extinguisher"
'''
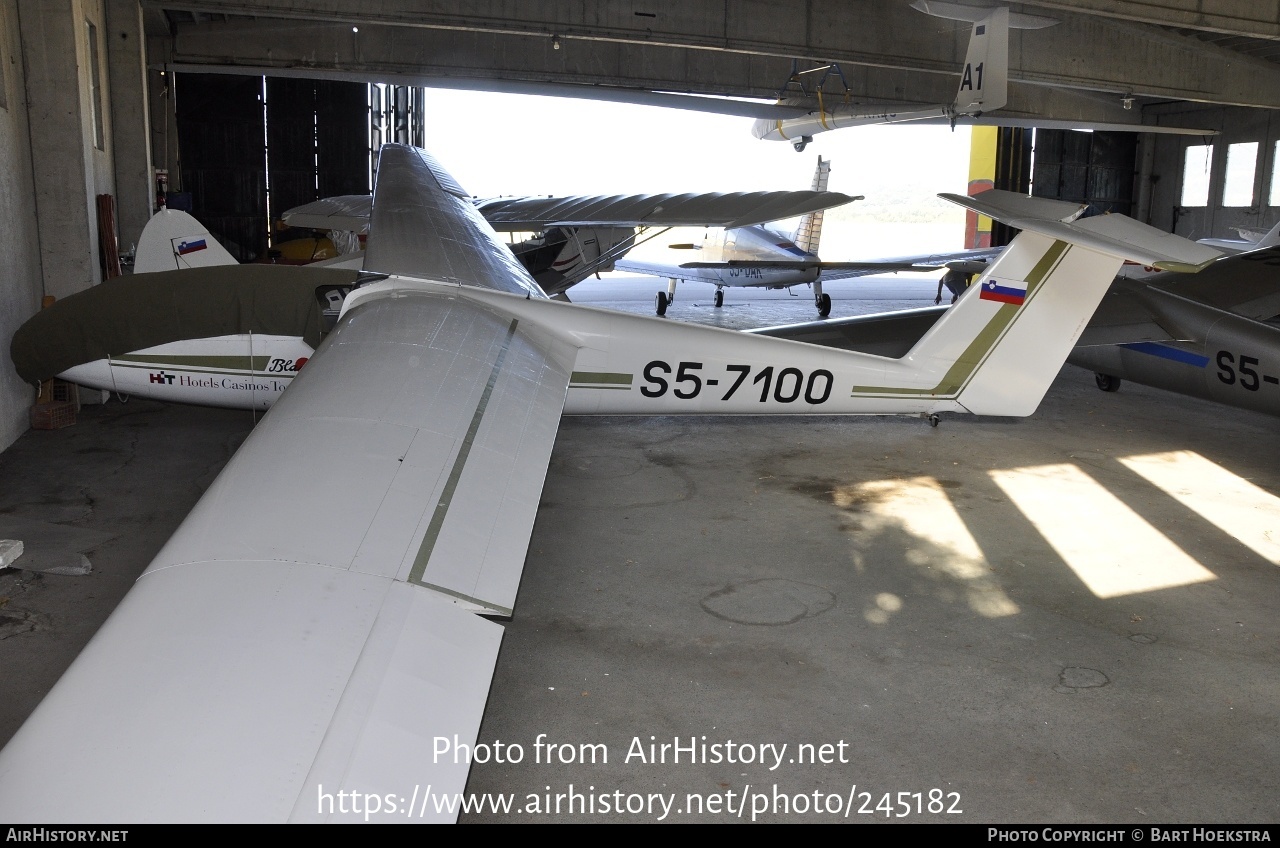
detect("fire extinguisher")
[155,169,169,210]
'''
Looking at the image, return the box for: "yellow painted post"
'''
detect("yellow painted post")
[967,126,998,248]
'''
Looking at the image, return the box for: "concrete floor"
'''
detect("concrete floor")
[1,277,1277,823]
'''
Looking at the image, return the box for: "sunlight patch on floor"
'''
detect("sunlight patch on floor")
[989,463,1216,599]
[845,477,1018,618]
[1119,450,1280,566]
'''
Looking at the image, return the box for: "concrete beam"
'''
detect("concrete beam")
[148,1,1280,109]
[159,51,1176,135]
[1022,1,1280,40]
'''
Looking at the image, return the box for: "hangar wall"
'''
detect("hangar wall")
[0,0,45,452]
[1146,104,1280,239]
[0,0,145,454]
[22,0,116,302]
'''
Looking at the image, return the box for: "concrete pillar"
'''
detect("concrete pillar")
[1134,134,1156,225]
[104,0,151,257]
[147,66,179,194]
[16,0,115,301]
[0,0,45,451]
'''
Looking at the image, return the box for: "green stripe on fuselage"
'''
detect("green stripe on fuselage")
[569,371,633,389]
[113,354,273,371]
[851,240,1069,397]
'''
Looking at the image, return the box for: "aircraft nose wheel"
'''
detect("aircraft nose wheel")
[655,291,669,316]
[816,292,832,317]
[713,290,724,308]
[1094,373,1121,392]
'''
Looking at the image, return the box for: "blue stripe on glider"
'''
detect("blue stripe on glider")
[1119,342,1210,368]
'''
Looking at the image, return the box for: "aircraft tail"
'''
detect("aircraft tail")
[1255,219,1280,248]
[791,156,832,253]
[898,191,1219,416]
[953,7,1008,115]
[443,190,1217,420]
[133,209,238,273]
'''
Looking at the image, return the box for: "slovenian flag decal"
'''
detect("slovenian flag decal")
[979,275,1027,306]
[176,239,207,255]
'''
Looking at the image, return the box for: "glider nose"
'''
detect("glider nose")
[751,117,780,141]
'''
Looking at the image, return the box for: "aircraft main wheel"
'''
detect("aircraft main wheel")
[928,414,940,428]
[793,136,812,153]
[817,292,832,317]
[714,290,724,308]
[656,291,668,316]
[1095,373,1121,392]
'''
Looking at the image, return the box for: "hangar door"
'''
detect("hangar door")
[1032,130,1137,216]
[175,74,370,262]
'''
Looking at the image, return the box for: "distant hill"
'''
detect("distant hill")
[828,184,967,225]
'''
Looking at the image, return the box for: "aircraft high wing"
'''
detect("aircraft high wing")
[282,188,858,297]
[1,149,1216,822]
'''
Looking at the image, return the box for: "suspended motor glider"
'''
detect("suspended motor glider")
[1,147,1217,822]
[162,7,1217,165]
[751,6,1216,151]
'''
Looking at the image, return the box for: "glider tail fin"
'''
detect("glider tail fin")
[1255,219,1280,248]
[792,156,832,253]
[954,6,1009,115]
[899,191,1219,416]
[133,209,239,274]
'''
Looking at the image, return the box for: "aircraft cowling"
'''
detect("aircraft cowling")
[508,226,636,296]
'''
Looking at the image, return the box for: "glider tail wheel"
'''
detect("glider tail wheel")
[714,289,724,308]
[656,291,669,316]
[817,292,832,317]
[1095,373,1122,392]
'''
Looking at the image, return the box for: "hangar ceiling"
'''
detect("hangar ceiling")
[142,1,1280,132]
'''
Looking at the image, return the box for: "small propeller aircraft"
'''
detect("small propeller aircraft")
[283,184,859,298]
[2,148,1217,822]
[612,156,998,318]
